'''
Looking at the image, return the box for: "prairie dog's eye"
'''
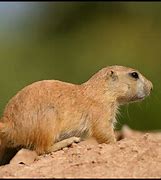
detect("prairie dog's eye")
[129,72,139,79]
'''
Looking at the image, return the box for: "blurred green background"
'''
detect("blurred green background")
[0,2,160,131]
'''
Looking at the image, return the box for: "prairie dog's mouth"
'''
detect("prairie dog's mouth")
[137,96,145,100]
[118,95,145,105]
[130,95,145,102]
[137,94,146,99]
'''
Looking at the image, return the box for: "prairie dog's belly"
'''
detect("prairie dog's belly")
[55,111,91,142]
[57,126,90,142]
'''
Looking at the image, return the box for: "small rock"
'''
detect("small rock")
[98,144,103,149]
[63,147,68,151]
[9,148,38,166]
[119,146,125,150]
[87,147,92,150]
[143,133,150,140]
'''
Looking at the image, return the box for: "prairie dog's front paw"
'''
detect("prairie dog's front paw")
[71,137,81,143]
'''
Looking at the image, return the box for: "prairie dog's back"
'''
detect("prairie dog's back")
[3,80,77,117]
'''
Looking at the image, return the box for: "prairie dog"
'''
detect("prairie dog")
[0,65,153,158]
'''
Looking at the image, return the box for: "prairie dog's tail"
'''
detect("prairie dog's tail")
[0,121,10,148]
[0,121,6,137]
[0,121,7,145]
[0,122,4,137]
[0,121,7,165]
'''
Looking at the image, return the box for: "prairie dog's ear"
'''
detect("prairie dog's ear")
[107,70,118,81]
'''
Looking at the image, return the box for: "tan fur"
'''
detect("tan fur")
[0,65,153,156]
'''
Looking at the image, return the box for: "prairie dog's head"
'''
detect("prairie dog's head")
[88,65,153,105]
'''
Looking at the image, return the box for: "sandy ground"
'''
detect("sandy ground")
[0,126,161,178]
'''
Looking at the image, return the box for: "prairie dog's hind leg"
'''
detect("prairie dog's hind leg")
[46,137,81,153]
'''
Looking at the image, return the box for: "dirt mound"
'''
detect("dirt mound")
[0,127,161,178]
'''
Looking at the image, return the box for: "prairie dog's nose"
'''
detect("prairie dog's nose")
[149,81,153,91]
[144,79,153,96]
